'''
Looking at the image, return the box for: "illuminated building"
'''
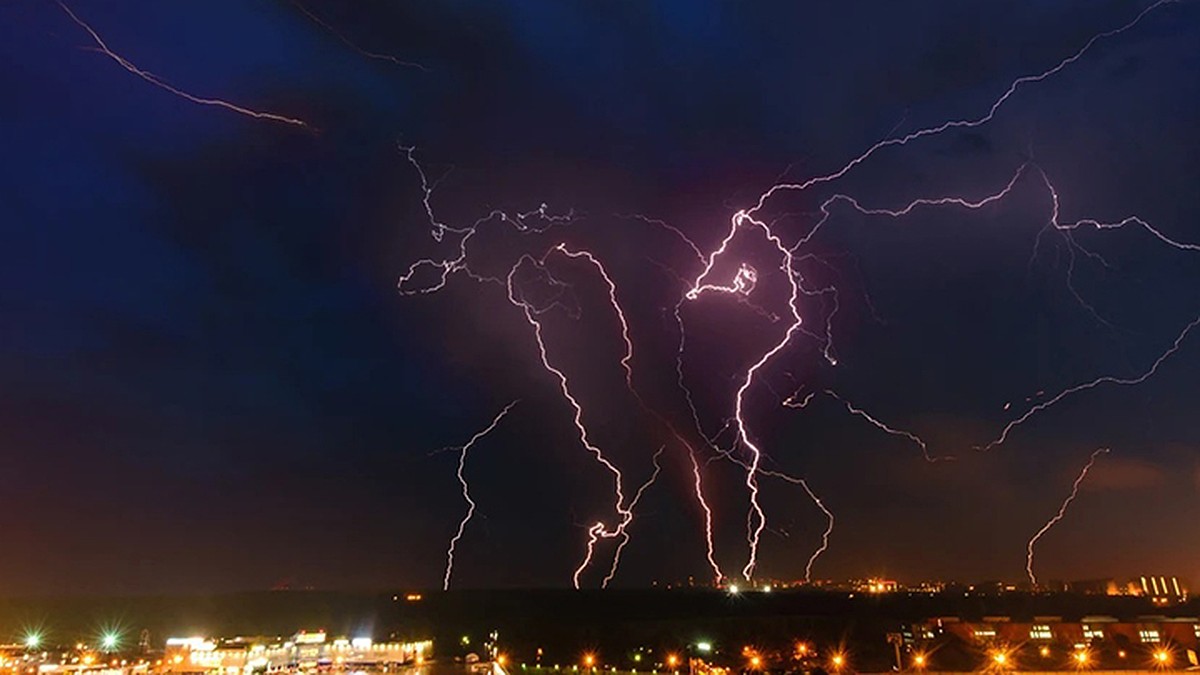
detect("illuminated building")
[161,631,432,673]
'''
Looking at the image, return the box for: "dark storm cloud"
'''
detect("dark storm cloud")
[2,0,1199,593]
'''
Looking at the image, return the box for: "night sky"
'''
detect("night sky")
[2,0,1199,595]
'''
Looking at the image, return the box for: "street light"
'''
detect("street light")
[583,654,596,670]
[912,653,927,671]
[101,632,120,652]
[23,632,42,650]
[831,653,846,671]
[1153,649,1172,668]
[666,654,679,671]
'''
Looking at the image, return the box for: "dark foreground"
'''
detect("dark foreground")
[1,590,1197,672]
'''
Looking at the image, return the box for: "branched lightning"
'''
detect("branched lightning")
[57,1,311,129]
[291,1,429,71]
[506,253,637,589]
[685,210,805,580]
[744,0,1176,216]
[443,400,520,591]
[600,446,665,588]
[783,388,937,462]
[394,0,1196,586]
[979,315,1200,452]
[1025,447,1109,586]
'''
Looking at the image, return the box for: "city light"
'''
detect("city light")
[749,655,762,670]
[831,653,846,671]
[990,649,1014,670]
[101,632,120,651]
[1073,650,1091,669]
[695,642,712,654]
[1040,646,1051,657]
[666,654,679,670]
[727,584,740,595]
[1153,649,1172,668]
[583,653,596,669]
[912,653,927,670]
[23,631,42,649]
[498,655,508,666]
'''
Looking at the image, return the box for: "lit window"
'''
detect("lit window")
[1030,625,1053,641]
[1194,624,1200,640]
[1139,629,1161,644]
[1083,626,1104,640]
[973,629,997,640]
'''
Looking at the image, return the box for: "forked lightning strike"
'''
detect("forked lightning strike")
[291,1,429,71]
[443,401,520,590]
[396,0,1196,585]
[685,210,805,580]
[57,1,310,129]
[744,0,1176,216]
[1025,448,1109,586]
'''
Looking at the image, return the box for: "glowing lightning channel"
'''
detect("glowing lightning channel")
[762,469,835,583]
[443,400,521,591]
[1025,447,1109,586]
[981,315,1200,452]
[783,389,938,462]
[505,254,636,588]
[711,444,835,583]
[396,0,1193,586]
[291,1,429,71]
[601,446,665,587]
[56,1,311,129]
[557,242,726,584]
[746,0,1177,217]
[685,210,805,580]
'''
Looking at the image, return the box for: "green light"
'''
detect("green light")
[696,643,712,654]
[24,632,42,649]
[102,633,119,650]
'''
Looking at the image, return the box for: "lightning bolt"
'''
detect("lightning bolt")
[685,211,805,580]
[980,315,1200,452]
[442,400,520,591]
[600,446,665,587]
[1025,447,1109,587]
[56,1,311,130]
[393,0,1194,586]
[555,243,727,585]
[290,1,429,71]
[506,253,638,588]
[745,0,1176,215]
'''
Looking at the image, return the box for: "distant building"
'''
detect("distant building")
[906,615,1200,650]
[162,632,432,673]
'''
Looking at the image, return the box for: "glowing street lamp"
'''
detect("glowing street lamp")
[666,654,679,671]
[1073,650,1091,669]
[831,653,846,671]
[912,653,927,670]
[748,656,762,670]
[23,632,42,650]
[1153,649,1172,668]
[101,632,120,652]
[583,654,596,670]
